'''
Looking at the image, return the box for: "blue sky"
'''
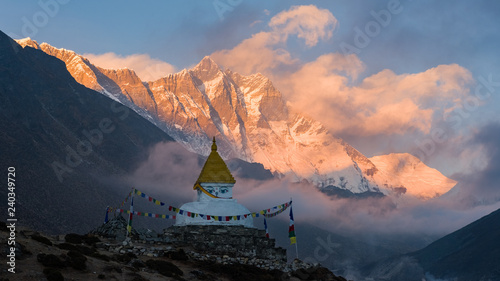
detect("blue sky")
[1,0,499,179]
[0,0,500,72]
[3,1,498,75]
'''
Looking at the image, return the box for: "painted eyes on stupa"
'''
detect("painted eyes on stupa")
[204,186,229,197]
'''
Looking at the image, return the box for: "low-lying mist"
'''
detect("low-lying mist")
[104,140,500,280]
[119,141,500,241]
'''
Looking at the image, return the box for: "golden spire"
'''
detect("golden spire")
[193,137,235,190]
[211,136,217,151]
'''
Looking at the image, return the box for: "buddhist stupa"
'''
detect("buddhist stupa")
[175,138,254,227]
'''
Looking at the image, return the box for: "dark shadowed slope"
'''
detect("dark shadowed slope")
[411,207,500,280]
[0,30,174,234]
[364,208,500,281]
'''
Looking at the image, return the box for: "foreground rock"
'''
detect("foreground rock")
[1,219,350,280]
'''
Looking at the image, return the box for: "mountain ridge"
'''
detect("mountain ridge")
[15,38,457,198]
[0,31,176,234]
[364,208,500,281]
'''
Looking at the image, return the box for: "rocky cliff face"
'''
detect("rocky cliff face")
[146,56,379,193]
[15,38,456,197]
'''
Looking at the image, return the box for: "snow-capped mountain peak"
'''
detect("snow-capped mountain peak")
[369,153,457,198]
[16,37,40,49]
[15,39,457,198]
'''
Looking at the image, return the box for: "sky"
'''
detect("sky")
[1,1,499,182]
[2,2,500,263]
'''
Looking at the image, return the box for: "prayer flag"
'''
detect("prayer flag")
[289,206,296,244]
[264,218,270,238]
[104,206,109,223]
[127,197,134,234]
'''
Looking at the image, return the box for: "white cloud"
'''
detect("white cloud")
[128,141,500,237]
[212,32,295,75]
[210,4,474,137]
[83,52,176,82]
[278,62,473,136]
[234,175,500,236]
[269,5,337,47]
[211,5,337,75]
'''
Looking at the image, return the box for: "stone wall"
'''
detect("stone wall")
[89,217,318,274]
[164,225,287,262]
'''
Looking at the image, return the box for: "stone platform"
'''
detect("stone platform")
[164,225,287,261]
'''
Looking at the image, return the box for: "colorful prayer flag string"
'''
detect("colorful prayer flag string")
[134,189,166,206]
[114,209,176,219]
[120,190,133,207]
[110,188,292,222]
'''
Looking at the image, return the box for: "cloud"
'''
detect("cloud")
[212,31,295,75]
[83,52,176,81]
[445,122,500,206]
[249,20,263,28]
[124,141,500,239]
[125,141,201,203]
[122,140,499,281]
[233,175,500,237]
[210,4,474,137]
[211,5,337,75]
[268,5,337,47]
[279,62,473,136]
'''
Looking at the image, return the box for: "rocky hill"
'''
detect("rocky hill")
[0,220,350,281]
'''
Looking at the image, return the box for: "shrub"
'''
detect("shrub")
[43,268,64,281]
[67,250,87,270]
[145,259,183,277]
[31,234,53,246]
[64,233,83,244]
[165,248,188,261]
[37,254,65,268]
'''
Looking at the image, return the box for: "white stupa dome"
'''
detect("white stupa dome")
[175,138,254,227]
